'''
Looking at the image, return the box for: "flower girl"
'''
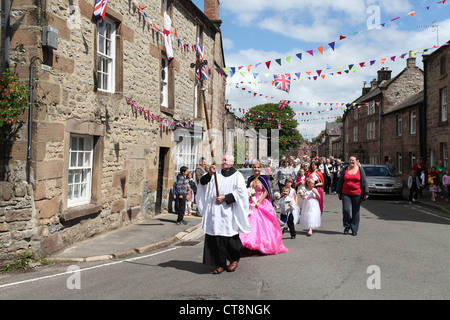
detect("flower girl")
[300,178,322,236]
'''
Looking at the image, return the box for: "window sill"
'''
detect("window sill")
[62,203,102,222]
[160,106,175,116]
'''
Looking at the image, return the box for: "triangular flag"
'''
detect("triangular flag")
[305,71,311,75]
[247,65,252,72]
[296,53,302,60]
[321,75,325,79]
[317,46,324,55]
[316,70,322,76]
[339,35,346,40]
[295,72,301,79]
[359,62,365,67]
[328,42,335,51]
[307,50,314,56]
[265,61,271,69]
[391,16,400,21]
[326,64,332,69]
[370,60,376,65]
[286,56,291,63]
[275,58,282,66]
[407,11,415,16]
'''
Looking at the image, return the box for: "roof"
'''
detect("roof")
[383,90,423,115]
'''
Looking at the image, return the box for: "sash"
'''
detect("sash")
[247,175,272,202]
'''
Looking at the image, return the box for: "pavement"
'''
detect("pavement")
[48,187,449,263]
[48,213,203,263]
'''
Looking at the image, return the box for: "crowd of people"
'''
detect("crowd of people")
[407,158,450,203]
[175,154,448,274]
[187,154,369,274]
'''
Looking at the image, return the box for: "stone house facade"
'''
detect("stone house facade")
[0,0,226,262]
[423,42,449,169]
[317,122,342,158]
[342,53,423,172]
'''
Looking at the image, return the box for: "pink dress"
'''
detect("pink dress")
[240,179,289,254]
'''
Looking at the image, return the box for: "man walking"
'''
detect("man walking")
[196,154,251,274]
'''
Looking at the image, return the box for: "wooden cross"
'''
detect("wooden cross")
[190,53,220,197]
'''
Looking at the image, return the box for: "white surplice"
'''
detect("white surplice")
[197,169,251,237]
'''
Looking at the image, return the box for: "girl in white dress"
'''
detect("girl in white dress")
[300,178,322,236]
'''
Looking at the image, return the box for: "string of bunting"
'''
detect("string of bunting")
[222,0,448,75]
[227,41,450,85]
[125,97,193,130]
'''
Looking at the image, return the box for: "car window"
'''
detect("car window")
[364,166,392,177]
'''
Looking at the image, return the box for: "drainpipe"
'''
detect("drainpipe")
[4,0,10,71]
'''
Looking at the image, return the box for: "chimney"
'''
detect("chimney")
[407,50,416,68]
[370,77,378,89]
[362,81,371,95]
[377,67,392,82]
[204,0,221,25]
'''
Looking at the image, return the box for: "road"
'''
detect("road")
[1,195,449,302]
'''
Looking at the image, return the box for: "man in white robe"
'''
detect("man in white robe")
[197,154,251,274]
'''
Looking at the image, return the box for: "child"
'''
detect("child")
[428,166,440,202]
[277,186,296,239]
[173,166,188,224]
[442,169,450,202]
[407,170,421,203]
[185,183,194,216]
[295,168,306,192]
[299,178,321,236]
[285,178,300,225]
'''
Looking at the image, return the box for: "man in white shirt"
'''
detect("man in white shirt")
[196,154,251,274]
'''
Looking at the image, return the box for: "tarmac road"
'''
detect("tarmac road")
[0,195,449,301]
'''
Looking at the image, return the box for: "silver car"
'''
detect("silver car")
[362,164,403,198]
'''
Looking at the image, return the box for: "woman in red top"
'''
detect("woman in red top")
[336,156,369,236]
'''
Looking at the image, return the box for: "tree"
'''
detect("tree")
[244,103,303,155]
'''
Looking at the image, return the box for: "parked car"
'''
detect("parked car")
[237,167,253,184]
[362,164,403,198]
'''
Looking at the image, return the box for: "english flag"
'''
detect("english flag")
[273,73,291,93]
[94,0,108,23]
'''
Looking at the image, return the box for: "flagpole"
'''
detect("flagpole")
[191,51,220,197]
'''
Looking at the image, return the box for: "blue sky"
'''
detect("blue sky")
[191,0,450,140]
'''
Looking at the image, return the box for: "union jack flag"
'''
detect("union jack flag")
[273,73,291,93]
[196,44,208,82]
[94,0,108,23]
[277,100,290,110]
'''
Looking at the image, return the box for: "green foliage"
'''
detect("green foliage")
[0,69,31,130]
[244,103,303,154]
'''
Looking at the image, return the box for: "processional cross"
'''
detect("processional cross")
[190,52,220,197]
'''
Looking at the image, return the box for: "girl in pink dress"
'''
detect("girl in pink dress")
[240,161,289,255]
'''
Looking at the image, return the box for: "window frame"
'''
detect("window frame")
[410,110,416,134]
[440,87,447,122]
[96,18,116,93]
[68,135,94,208]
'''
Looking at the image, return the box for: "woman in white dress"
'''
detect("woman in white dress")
[300,178,322,236]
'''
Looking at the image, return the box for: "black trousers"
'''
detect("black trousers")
[175,196,186,222]
[280,212,295,237]
[203,234,243,268]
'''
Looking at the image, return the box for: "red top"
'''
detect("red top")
[342,168,362,195]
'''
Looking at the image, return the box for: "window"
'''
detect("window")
[396,115,402,136]
[161,55,169,108]
[410,110,416,134]
[442,142,449,168]
[397,152,403,174]
[353,126,358,142]
[367,101,376,115]
[175,133,201,173]
[97,19,116,92]
[68,135,93,207]
[410,152,416,169]
[441,54,447,76]
[367,121,376,140]
[440,87,447,122]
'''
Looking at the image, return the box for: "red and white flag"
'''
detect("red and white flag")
[94,0,108,23]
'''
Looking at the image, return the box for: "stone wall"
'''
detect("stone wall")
[1,0,226,262]
[0,181,37,264]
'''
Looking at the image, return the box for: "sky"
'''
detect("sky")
[191,0,450,140]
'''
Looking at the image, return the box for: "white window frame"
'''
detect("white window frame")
[97,19,116,93]
[443,143,448,168]
[410,110,416,134]
[353,126,358,142]
[397,152,403,174]
[367,121,375,140]
[68,135,93,207]
[176,135,200,173]
[397,115,402,136]
[161,55,169,109]
[441,87,447,122]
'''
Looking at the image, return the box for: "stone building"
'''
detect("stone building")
[422,41,449,168]
[317,122,342,158]
[342,53,423,168]
[0,0,226,262]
